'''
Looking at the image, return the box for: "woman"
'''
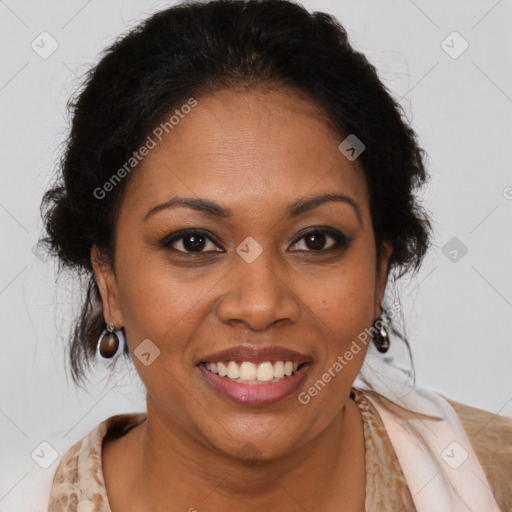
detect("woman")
[39,0,511,510]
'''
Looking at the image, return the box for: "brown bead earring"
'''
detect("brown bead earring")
[96,321,125,362]
[372,316,390,353]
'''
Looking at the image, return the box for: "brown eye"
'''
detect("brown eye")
[305,232,330,250]
[180,233,208,252]
[289,228,353,252]
[161,230,223,253]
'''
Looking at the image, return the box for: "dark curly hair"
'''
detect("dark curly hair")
[40,0,433,387]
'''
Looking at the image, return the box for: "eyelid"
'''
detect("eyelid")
[160,228,223,252]
[289,227,353,251]
[291,226,346,243]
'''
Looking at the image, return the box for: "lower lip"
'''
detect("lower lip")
[198,363,312,406]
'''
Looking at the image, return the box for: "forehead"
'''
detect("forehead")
[120,87,369,221]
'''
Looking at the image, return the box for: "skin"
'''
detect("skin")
[92,86,393,511]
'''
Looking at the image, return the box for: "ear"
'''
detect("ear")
[91,245,124,328]
[374,239,393,318]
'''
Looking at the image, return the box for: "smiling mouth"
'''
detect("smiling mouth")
[200,360,306,385]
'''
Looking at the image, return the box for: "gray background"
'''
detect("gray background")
[1,1,511,510]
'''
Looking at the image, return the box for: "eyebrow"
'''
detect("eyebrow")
[143,192,362,226]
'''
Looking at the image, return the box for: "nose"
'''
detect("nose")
[215,250,301,332]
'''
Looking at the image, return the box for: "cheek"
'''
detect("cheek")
[113,254,206,355]
[293,261,376,428]
[299,252,377,395]
[327,269,376,337]
[305,250,377,337]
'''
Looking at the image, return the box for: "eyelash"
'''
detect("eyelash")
[160,227,353,255]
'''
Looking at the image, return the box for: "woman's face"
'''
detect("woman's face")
[93,87,392,459]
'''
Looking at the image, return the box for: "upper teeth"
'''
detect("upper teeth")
[205,361,300,382]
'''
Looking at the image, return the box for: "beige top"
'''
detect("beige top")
[47,388,512,511]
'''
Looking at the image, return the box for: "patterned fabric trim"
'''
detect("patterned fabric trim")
[48,389,420,511]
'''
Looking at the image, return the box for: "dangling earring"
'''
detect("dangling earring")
[372,315,390,353]
[96,321,125,362]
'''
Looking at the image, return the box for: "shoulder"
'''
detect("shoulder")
[48,413,146,511]
[441,394,512,511]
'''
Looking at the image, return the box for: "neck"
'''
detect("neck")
[119,396,365,511]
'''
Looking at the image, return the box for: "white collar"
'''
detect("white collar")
[363,384,502,511]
